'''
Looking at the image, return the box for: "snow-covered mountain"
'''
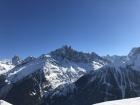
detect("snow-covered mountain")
[127,47,140,71]
[0,45,109,105]
[5,46,108,88]
[104,55,127,68]
[44,65,140,105]
[1,46,140,105]
[94,97,140,105]
[0,60,14,75]
[43,47,140,105]
[104,47,140,70]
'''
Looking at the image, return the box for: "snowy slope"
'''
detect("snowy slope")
[0,46,109,105]
[6,55,105,89]
[2,46,140,105]
[94,97,140,105]
[44,47,140,105]
[127,47,140,71]
[0,60,14,75]
[104,55,128,69]
[6,57,43,84]
[45,64,140,105]
[104,47,140,71]
[0,100,12,105]
[5,46,108,89]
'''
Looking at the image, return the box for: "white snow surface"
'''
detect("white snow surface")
[0,60,14,75]
[3,47,140,90]
[94,97,140,105]
[6,59,43,83]
[104,55,128,69]
[92,61,104,70]
[6,54,105,89]
[0,100,12,105]
[104,47,140,71]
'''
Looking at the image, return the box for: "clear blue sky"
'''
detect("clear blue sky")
[0,0,140,58]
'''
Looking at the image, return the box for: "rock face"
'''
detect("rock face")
[104,55,127,68]
[12,56,22,65]
[5,70,44,105]
[1,46,140,105]
[128,47,140,57]
[127,47,140,71]
[45,66,140,105]
[0,46,108,105]
[50,45,108,64]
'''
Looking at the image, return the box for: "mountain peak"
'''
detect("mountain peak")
[50,45,74,55]
[50,45,106,63]
[128,47,140,57]
[12,55,22,65]
[127,47,140,71]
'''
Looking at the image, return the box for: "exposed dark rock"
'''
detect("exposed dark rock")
[12,56,22,65]
[5,70,45,105]
[44,66,140,105]
[50,45,109,63]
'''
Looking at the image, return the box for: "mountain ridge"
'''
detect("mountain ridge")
[1,46,140,105]
[0,46,109,105]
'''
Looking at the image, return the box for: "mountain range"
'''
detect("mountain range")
[0,45,140,105]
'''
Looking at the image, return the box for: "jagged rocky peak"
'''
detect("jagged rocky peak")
[50,45,107,63]
[38,54,51,60]
[12,55,22,65]
[50,45,77,60]
[128,47,140,58]
[45,65,140,105]
[104,55,127,63]
[22,56,36,64]
[104,55,127,68]
[127,47,140,71]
